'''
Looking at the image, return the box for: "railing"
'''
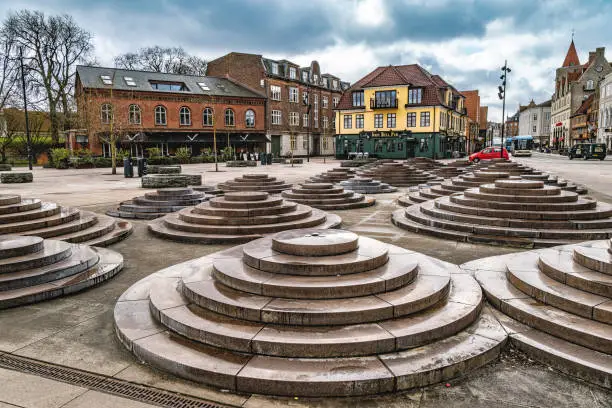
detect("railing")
[370,98,398,109]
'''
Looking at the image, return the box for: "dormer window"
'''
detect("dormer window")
[332,80,338,89]
[302,71,308,82]
[408,88,422,104]
[289,67,297,79]
[150,81,188,92]
[313,74,318,84]
[352,91,364,107]
[271,62,279,75]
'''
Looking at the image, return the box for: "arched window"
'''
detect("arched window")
[155,105,167,125]
[245,109,255,127]
[203,107,214,126]
[225,108,235,126]
[100,103,112,124]
[128,104,141,124]
[179,106,191,126]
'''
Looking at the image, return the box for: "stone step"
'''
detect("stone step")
[282,190,353,199]
[505,252,612,324]
[538,247,612,298]
[0,246,123,309]
[148,212,341,244]
[0,206,82,234]
[0,236,43,259]
[0,201,59,223]
[115,294,504,396]
[291,197,375,211]
[450,194,598,212]
[0,240,72,273]
[573,246,612,275]
[475,268,612,354]
[282,194,367,205]
[463,189,579,204]
[79,220,133,248]
[178,205,314,226]
[47,212,116,243]
[0,195,21,207]
[149,273,481,358]
[133,196,205,207]
[208,195,285,209]
[211,249,419,298]
[194,202,297,218]
[510,326,612,390]
[0,245,99,291]
[0,198,42,215]
[16,211,99,239]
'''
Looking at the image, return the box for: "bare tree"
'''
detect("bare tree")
[114,46,207,76]
[2,10,94,143]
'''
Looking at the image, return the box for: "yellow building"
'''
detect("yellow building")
[334,64,467,159]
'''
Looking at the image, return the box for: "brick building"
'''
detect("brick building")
[70,66,266,156]
[505,111,519,137]
[206,53,349,157]
[461,90,481,152]
[479,106,488,145]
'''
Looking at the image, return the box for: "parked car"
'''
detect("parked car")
[568,143,607,160]
[468,147,509,163]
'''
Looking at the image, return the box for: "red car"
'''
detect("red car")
[469,147,509,162]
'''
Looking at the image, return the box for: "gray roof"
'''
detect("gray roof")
[76,66,265,98]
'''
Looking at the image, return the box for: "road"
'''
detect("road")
[512,151,612,202]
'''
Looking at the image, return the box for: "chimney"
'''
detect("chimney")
[588,52,596,65]
[596,47,605,57]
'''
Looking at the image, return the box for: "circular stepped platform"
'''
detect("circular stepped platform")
[107,188,211,220]
[393,179,612,248]
[338,177,397,194]
[281,182,375,210]
[148,192,341,244]
[0,194,132,247]
[358,162,443,187]
[218,174,291,194]
[114,228,507,397]
[0,235,123,309]
[465,239,612,389]
[191,185,224,196]
[308,167,356,183]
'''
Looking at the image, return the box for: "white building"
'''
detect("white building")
[518,99,551,147]
[599,72,612,148]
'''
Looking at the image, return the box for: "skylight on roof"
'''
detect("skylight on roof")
[100,75,112,85]
[124,76,136,86]
[197,82,210,91]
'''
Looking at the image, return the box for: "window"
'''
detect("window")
[352,91,364,107]
[533,125,537,132]
[128,104,141,124]
[374,90,397,108]
[407,112,416,127]
[302,91,309,105]
[124,76,136,87]
[289,112,299,126]
[303,135,308,149]
[290,135,297,150]
[343,115,352,129]
[313,74,318,83]
[356,114,364,129]
[387,113,396,128]
[303,113,309,127]
[270,62,279,75]
[289,87,299,103]
[245,110,255,127]
[332,80,338,89]
[197,82,210,91]
[322,96,329,108]
[150,81,188,91]
[271,110,282,125]
[374,114,383,128]
[408,88,422,104]
[225,109,235,126]
[203,108,214,126]
[420,112,431,127]
[289,67,297,79]
[323,137,328,150]
[270,85,281,101]
[533,113,537,120]
[154,106,166,125]
[100,75,112,85]
[179,107,191,126]
[302,71,308,82]
[586,79,594,90]
[100,103,112,124]
[440,112,445,128]
[323,116,329,129]
[332,97,339,107]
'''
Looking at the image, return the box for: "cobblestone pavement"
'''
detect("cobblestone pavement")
[0,158,610,407]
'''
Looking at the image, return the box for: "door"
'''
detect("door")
[312,136,320,156]
[271,135,281,157]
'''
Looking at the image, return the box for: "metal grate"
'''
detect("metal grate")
[0,353,233,408]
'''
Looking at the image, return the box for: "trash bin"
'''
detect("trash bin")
[260,153,267,166]
[137,157,148,177]
[123,157,133,178]
[267,153,273,165]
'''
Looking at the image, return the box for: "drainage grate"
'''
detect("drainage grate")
[0,353,234,408]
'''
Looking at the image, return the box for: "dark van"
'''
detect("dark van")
[568,143,607,160]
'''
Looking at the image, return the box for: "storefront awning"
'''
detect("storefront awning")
[118,132,270,144]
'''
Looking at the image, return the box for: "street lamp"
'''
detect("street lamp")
[498,61,511,158]
[18,47,33,170]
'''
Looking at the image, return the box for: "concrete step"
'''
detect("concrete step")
[0,246,122,309]
[574,246,612,275]
[177,205,315,226]
[0,206,81,234]
[18,211,99,239]
[0,195,21,207]
[0,201,60,223]
[80,219,133,248]
[0,235,43,259]
[0,240,72,273]
[0,198,42,215]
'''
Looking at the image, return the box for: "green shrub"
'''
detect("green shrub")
[93,157,112,167]
[50,148,71,169]
[175,147,191,164]
[190,156,204,164]
[146,147,161,158]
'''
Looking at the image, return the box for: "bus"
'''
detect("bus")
[506,135,533,157]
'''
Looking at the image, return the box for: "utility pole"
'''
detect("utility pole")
[19,47,32,170]
[498,60,511,158]
[213,98,218,172]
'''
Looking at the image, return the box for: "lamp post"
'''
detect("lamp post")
[498,61,511,158]
[18,47,33,170]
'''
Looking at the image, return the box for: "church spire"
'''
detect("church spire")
[562,38,580,67]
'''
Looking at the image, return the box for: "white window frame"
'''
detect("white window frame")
[289,67,297,79]
[289,87,299,103]
[289,112,299,126]
[270,62,279,75]
[245,109,255,128]
[128,104,141,124]
[101,103,112,124]
[323,116,328,129]
[271,110,282,125]
[155,105,166,125]
[303,113,309,127]
[270,85,281,101]
[332,97,339,108]
[203,107,214,126]
[179,106,191,126]
[322,96,329,109]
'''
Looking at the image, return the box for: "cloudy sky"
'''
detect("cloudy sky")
[2,0,611,121]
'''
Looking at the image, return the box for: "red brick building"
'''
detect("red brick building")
[69,66,266,156]
[207,53,349,157]
[505,110,520,137]
[461,90,481,152]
